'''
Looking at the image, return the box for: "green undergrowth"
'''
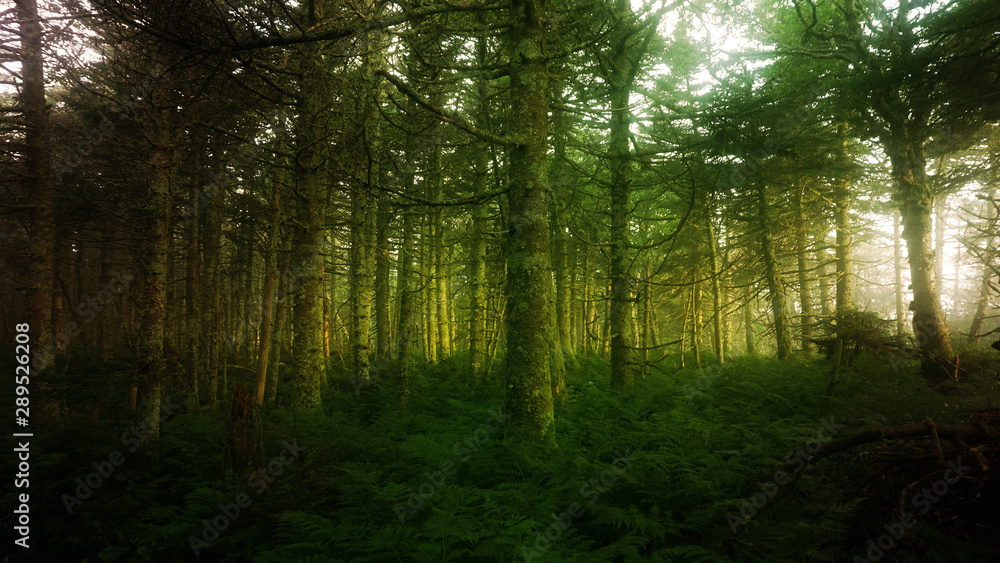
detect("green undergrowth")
[8,346,1000,562]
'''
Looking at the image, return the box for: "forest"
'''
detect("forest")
[2,0,1000,561]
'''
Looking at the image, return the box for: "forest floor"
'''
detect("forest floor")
[4,346,1000,562]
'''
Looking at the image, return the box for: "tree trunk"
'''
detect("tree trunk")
[967,192,996,344]
[834,123,853,313]
[934,192,947,288]
[759,185,793,359]
[266,243,292,405]
[505,0,555,441]
[350,4,384,389]
[707,216,725,363]
[894,210,906,337]
[886,123,954,379]
[608,35,633,389]
[744,285,755,355]
[254,180,282,405]
[17,0,56,374]
[290,33,328,409]
[795,181,814,353]
[469,56,489,378]
[818,252,832,317]
[549,89,577,368]
[374,203,391,364]
[202,173,222,410]
[423,213,437,363]
[134,108,172,462]
[641,262,651,376]
[181,173,201,412]
[581,239,594,354]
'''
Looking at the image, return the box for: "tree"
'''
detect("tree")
[785,0,1000,379]
[504,0,555,441]
[14,0,56,371]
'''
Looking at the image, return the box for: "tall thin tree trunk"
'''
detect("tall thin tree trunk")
[549,85,576,369]
[350,1,384,389]
[423,214,437,363]
[469,53,489,378]
[396,129,417,402]
[135,107,172,462]
[266,244,292,405]
[935,191,947,288]
[895,211,906,337]
[967,192,997,344]
[744,285,755,355]
[202,170,222,410]
[796,181,814,353]
[254,180,282,405]
[707,216,725,363]
[181,180,201,412]
[608,26,633,389]
[505,0,555,441]
[759,185,792,359]
[641,262,651,376]
[581,241,593,354]
[835,123,854,313]
[17,0,56,375]
[290,30,327,409]
[374,203,391,364]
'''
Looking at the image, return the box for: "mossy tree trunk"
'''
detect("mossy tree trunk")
[469,24,490,379]
[968,189,998,345]
[548,83,577,371]
[795,181,814,354]
[374,202,392,364]
[135,105,172,462]
[265,242,291,405]
[504,0,555,442]
[894,210,906,337]
[290,23,327,409]
[607,3,634,388]
[707,213,725,363]
[350,0,385,390]
[758,184,793,359]
[254,179,282,405]
[396,131,418,403]
[885,119,954,378]
[834,123,854,313]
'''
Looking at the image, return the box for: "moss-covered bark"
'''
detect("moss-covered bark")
[469,55,489,378]
[795,181,814,354]
[374,203,391,363]
[707,216,725,363]
[834,123,854,313]
[135,108,172,461]
[758,184,793,359]
[608,28,633,389]
[886,122,954,378]
[504,0,555,442]
[290,34,327,409]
